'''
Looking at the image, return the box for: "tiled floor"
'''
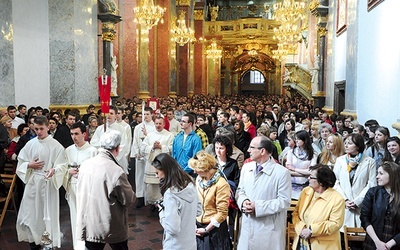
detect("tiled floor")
[0,197,163,250]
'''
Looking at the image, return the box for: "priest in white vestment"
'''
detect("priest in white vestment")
[64,122,98,250]
[16,116,68,249]
[141,117,174,204]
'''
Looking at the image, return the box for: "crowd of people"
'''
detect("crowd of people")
[0,93,400,250]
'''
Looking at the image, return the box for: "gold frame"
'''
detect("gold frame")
[336,0,347,36]
[368,0,384,11]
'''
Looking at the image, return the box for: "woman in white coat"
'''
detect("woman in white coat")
[333,133,376,248]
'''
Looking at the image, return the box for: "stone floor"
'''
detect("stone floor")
[0,197,163,250]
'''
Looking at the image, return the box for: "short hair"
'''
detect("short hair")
[144,106,153,113]
[17,123,29,136]
[35,106,43,111]
[347,133,366,153]
[88,115,97,123]
[66,111,77,118]
[301,119,311,126]
[0,115,11,125]
[220,112,230,119]
[219,129,235,143]
[230,105,239,113]
[183,113,195,125]
[188,150,217,172]
[109,105,118,114]
[318,123,333,134]
[309,164,336,188]
[33,115,48,126]
[7,105,16,112]
[213,136,233,157]
[365,119,379,128]
[18,104,26,111]
[257,126,270,137]
[70,122,87,134]
[100,130,121,150]
[87,104,95,110]
[258,136,273,154]
[269,126,278,133]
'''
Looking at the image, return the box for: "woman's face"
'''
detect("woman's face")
[4,119,12,128]
[308,170,320,190]
[285,121,292,131]
[288,138,295,148]
[234,122,240,131]
[326,135,335,151]
[345,138,359,155]
[290,113,296,121]
[242,114,249,123]
[376,166,390,187]
[295,137,305,148]
[155,168,165,180]
[311,127,318,137]
[374,131,387,144]
[320,128,330,140]
[283,114,289,121]
[387,141,400,157]
[215,142,227,159]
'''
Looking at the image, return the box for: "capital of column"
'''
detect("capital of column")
[194,10,204,21]
[98,13,122,42]
[317,27,328,37]
[138,91,150,100]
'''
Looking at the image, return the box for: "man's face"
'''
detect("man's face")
[136,114,142,124]
[34,123,49,140]
[155,118,165,132]
[143,111,152,122]
[70,128,85,146]
[167,111,174,120]
[88,107,95,114]
[205,109,210,116]
[66,115,76,127]
[36,110,43,115]
[248,137,263,161]
[107,110,117,123]
[8,109,16,119]
[116,110,123,121]
[198,108,205,115]
[180,116,191,130]
[19,107,27,115]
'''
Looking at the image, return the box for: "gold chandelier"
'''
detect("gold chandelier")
[272,0,306,60]
[133,0,166,30]
[171,11,196,46]
[206,39,222,61]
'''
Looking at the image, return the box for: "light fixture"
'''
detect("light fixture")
[206,39,222,61]
[133,0,166,31]
[171,11,196,46]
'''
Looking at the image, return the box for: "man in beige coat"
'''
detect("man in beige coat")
[76,130,136,250]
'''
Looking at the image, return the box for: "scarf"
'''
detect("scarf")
[244,120,252,131]
[346,153,363,172]
[293,147,309,161]
[198,168,226,189]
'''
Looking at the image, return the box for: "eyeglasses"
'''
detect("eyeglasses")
[248,146,263,150]
[309,176,317,180]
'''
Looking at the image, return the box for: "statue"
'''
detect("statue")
[311,54,320,94]
[283,67,291,83]
[98,0,118,15]
[110,55,118,96]
[210,5,219,21]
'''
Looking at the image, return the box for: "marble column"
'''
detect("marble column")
[193,7,205,94]
[0,0,14,106]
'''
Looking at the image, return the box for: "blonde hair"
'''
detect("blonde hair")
[0,115,11,125]
[319,134,345,165]
[188,150,217,172]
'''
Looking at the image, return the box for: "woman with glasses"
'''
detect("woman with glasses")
[189,151,231,250]
[152,153,199,250]
[292,164,345,250]
[384,136,400,164]
[333,133,376,248]
[285,130,317,199]
[317,133,345,169]
[365,126,390,170]
[361,161,400,250]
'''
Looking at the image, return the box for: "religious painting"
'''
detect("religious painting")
[336,0,347,36]
[368,0,384,11]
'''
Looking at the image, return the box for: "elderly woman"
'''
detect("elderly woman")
[313,123,332,154]
[333,133,376,241]
[292,164,345,250]
[189,151,231,250]
[361,161,400,250]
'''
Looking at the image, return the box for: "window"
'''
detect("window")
[250,70,265,84]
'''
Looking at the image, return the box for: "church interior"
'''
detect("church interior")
[0,0,399,134]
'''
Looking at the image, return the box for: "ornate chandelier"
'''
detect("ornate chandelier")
[171,11,196,46]
[272,0,306,60]
[206,39,222,61]
[133,0,166,30]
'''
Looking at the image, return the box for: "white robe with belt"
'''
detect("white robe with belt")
[16,136,67,248]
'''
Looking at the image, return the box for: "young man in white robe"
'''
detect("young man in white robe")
[64,122,98,250]
[141,117,174,206]
[90,105,129,173]
[130,106,155,208]
[16,115,68,249]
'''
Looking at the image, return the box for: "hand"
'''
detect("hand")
[375,240,389,250]
[299,228,312,240]
[141,126,147,137]
[68,168,79,178]
[195,228,207,237]
[153,141,161,150]
[44,168,55,179]
[345,200,357,210]
[242,200,255,215]
[28,158,45,170]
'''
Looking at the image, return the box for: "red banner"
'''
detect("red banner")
[98,75,111,114]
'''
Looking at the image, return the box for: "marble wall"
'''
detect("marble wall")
[0,0,14,106]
